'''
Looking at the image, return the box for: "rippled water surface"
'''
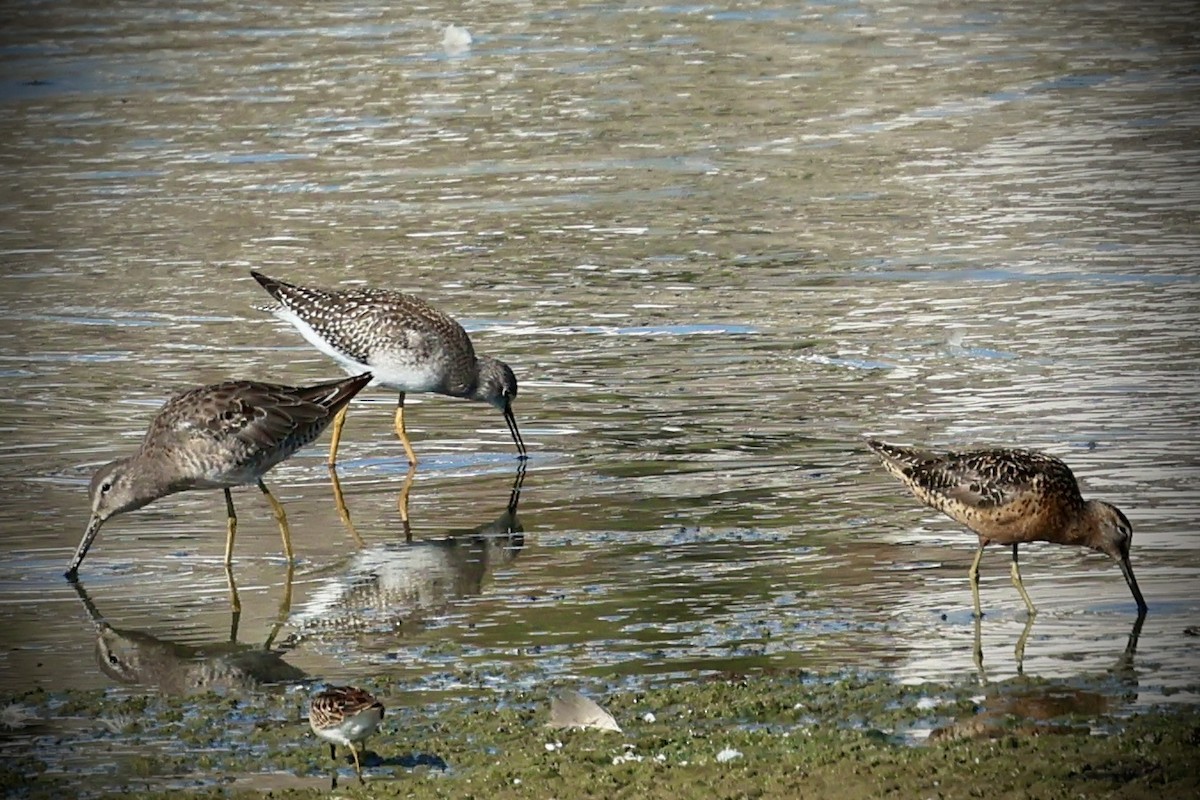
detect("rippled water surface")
[1,0,1198,735]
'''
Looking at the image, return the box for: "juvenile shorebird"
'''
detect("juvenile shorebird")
[867,439,1147,617]
[65,373,372,580]
[308,685,385,784]
[251,271,527,466]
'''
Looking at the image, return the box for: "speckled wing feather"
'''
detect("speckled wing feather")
[309,686,385,728]
[253,272,477,373]
[148,377,368,452]
[254,277,376,365]
[914,449,1068,510]
[869,440,1084,512]
[351,289,478,374]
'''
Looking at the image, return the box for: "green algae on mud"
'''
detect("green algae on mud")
[2,672,1198,799]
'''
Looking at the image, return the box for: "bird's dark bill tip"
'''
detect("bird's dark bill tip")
[1118,555,1148,614]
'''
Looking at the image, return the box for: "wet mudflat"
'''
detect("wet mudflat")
[2,670,1199,799]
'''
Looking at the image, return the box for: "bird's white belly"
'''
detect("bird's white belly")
[366,358,443,394]
[314,708,383,745]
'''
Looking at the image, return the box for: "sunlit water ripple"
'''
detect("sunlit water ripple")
[0,0,1196,752]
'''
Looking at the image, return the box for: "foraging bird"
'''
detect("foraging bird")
[66,374,372,579]
[309,685,385,784]
[250,271,527,466]
[866,440,1147,616]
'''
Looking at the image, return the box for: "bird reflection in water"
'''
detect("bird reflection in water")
[973,606,1146,684]
[71,575,304,695]
[330,464,419,544]
[289,463,527,639]
[932,614,1144,742]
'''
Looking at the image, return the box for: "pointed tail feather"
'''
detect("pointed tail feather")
[298,373,373,414]
[250,271,295,302]
[866,439,933,469]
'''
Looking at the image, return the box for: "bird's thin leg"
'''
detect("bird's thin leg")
[399,465,415,542]
[327,744,339,790]
[224,563,241,640]
[223,488,238,566]
[327,405,350,467]
[328,465,364,547]
[972,613,987,685]
[968,541,987,618]
[394,392,418,466]
[264,560,295,648]
[258,480,294,563]
[349,741,364,784]
[1009,543,1037,616]
[1014,614,1035,674]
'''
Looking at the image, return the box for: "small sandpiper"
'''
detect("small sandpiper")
[250,271,527,466]
[308,685,385,784]
[867,439,1147,617]
[66,373,372,580]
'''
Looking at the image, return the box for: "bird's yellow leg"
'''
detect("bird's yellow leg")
[223,488,238,566]
[968,542,986,619]
[262,560,294,650]
[224,563,241,640]
[394,392,418,466]
[399,465,415,542]
[1014,614,1035,674]
[1009,544,1037,616]
[328,465,364,547]
[327,406,349,467]
[258,480,294,563]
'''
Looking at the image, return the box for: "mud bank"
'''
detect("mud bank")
[2,670,1197,798]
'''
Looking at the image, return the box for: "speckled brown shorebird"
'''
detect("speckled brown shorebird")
[251,271,527,466]
[66,373,372,580]
[309,685,385,784]
[866,440,1147,617]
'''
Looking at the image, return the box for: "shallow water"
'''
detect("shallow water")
[1,0,1198,735]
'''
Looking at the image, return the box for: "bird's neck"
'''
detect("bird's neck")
[1063,500,1108,550]
[126,450,187,498]
[465,356,497,403]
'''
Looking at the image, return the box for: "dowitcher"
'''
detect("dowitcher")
[251,271,527,466]
[65,373,372,580]
[309,685,385,784]
[867,440,1147,616]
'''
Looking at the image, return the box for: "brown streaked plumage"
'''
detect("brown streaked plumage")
[308,685,385,784]
[250,271,527,466]
[65,374,372,580]
[867,439,1147,617]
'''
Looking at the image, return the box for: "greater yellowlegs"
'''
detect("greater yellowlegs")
[867,439,1147,616]
[65,373,372,580]
[309,685,385,784]
[251,271,526,466]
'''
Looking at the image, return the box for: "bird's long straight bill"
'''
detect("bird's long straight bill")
[65,515,104,580]
[504,403,528,459]
[1118,555,1148,613]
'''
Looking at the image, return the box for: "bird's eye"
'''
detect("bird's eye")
[108,653,119,666]
[100,481,113,494]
